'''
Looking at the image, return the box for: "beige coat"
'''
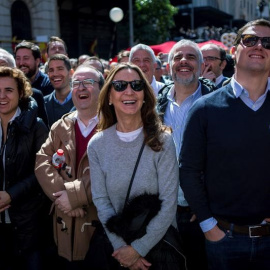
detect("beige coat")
[35,111,98,261]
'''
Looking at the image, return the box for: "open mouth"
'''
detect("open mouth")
[179,68,191,72]
[123,100,136,104]
[20,66,28,72]
[177,65,192,73]
[0,101,8,105]
[53,78,62,82]
[249,54,263,59]
[79,94,89,99]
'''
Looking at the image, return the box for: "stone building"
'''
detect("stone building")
[0,0,129,60]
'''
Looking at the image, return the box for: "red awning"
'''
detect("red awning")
[149,41,177,55]
[197,40,228,51]
[110,41,177,63]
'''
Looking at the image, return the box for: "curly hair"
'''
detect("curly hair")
[0,67,32,109]
[98,63,167,152]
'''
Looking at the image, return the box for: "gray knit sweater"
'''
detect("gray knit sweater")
[87,124,178,257]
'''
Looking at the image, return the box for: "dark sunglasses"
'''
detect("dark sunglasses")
[241,34,270,50]
[111,80,145,92]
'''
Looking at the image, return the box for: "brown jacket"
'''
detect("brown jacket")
[35,111,98,261]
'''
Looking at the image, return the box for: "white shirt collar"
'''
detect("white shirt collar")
[215,74,225,86]
[71,111,98,137]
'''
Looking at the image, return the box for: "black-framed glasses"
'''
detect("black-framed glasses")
[111,80,145,92]
[241,34,270,50]
[203,56,222,62]
[72,78,99,89]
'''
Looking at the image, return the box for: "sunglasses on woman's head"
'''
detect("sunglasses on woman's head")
[241,34,270,50]
[111,80,145,92]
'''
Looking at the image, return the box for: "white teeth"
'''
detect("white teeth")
[79,94,88,99]
[0,102,8,105]
[123,100,135,104]
[250,55,262,58]
[180,68,190,72]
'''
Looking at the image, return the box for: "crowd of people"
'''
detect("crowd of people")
[1,18,270,270]
[178,25,238,42]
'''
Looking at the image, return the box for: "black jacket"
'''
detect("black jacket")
[1,97,49,253]
[32,88,49,128]
[156,77,216,122]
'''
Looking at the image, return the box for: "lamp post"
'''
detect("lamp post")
[109,7,124,59]
[129,0,134,47]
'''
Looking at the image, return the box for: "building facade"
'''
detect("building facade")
[0,0,269,59]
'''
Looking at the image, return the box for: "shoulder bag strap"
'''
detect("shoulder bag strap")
[124,142,145,207]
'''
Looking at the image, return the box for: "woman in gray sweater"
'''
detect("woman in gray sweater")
[87,63,179,270]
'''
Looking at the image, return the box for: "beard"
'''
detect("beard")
[173,67,201,86]
[19,65,37,79]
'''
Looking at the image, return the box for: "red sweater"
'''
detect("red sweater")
[75,121,96,172]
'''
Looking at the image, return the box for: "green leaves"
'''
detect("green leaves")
[134,0,178,44]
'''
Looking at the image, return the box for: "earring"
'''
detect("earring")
[143,100,145,103]
[109,102,112,105]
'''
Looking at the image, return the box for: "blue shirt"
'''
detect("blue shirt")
[200,76,270,233]
[164,82,202,207]
[53,90,72,105]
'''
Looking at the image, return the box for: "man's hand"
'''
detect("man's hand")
[202,65,216,82]
[204,225,225,241]
[0,191,11,209]
[66,208,86,218]
[53,190,72,213]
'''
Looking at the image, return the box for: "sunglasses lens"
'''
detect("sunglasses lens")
[112,81,128,91]
[130,80,144,91]
[242,35,258,47]
[242,35,270,50]
[262,38,270,50]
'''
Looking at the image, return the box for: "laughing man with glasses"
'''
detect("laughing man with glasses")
[35,65,104,268]
[180,19,270,270]
[201,43,229,88]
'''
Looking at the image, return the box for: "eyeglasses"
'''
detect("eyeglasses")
[111,80,145,92]
[203,56,222,62]
[72,79,99,89]
[241,34,270,50]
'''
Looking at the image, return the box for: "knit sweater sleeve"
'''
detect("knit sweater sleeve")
[179,97,212,222]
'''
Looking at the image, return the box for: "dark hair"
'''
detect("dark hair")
[98,63,167,152]
[15,40,41,60]
[72,64,105,90]
[83,56,104,74]
[46,36,67,54]
[0,67,32,109]
[233,19,270,46]
[48,54,71,71]
[217,46,226,61]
